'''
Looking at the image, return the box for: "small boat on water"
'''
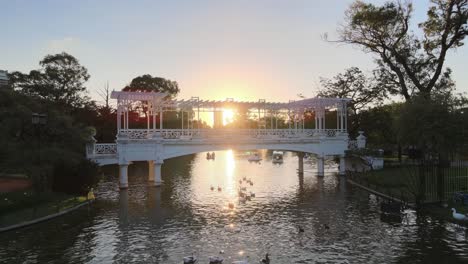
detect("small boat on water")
[272,151,283,164]
[248,153,262,162]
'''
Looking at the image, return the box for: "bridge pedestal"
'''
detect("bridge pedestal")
[339,156,346,176]
[297,152,305,174]
[317,156,324,177]
[150,161,163,187]
[119,163,129,189]
[148,161,155,182]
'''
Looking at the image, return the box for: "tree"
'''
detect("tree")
[318,67,387,114]
[356,103,402,158]
[398,96,460,160]
[10,52,91,108]
[335,0,468,100]
[123,74,180,96]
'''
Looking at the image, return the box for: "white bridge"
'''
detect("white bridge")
[87,91,365,189]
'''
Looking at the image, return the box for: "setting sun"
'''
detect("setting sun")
[223,109,235,126]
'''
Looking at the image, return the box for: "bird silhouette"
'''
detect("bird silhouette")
[298,226,305,233]
[261,253,270,264]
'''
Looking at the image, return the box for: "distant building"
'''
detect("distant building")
[0,70,9,88]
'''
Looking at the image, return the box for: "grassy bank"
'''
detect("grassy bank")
[348,165,468,221]
[0,191,88,228]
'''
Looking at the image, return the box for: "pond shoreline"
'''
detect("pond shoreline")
[0,199,93,233]
[347,178,416,208]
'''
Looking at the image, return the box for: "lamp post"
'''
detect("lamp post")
[32,113,47,191]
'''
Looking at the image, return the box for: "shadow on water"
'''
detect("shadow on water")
[1,151,468,263]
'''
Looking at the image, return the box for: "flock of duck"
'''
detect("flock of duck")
[197,177,262,263]
[210,176,256,209]
[237,177,255,204]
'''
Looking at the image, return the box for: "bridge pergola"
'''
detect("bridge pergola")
[111,91,350,137]
[88,91,361,189]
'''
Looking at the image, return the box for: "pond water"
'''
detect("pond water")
[1,150,468,263]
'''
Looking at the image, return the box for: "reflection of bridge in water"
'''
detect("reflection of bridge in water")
[87,91,365,189]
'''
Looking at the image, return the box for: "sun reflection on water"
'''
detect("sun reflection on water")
[225,149,236,197]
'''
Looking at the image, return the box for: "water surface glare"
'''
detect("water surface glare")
[1,150,468,263]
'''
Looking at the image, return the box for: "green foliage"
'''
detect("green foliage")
[0,191,71,216]
[123,74,180,96]
[52,158,100,195]
[0,53,102,195]
[398,96,462,158]
[355,103,402,150]
[319,67,387,113]
[338,0,468,100]
[346,148,383,157]
[10,52,91,108]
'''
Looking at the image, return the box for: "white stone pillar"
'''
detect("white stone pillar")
[298,152,304,174]
[340,102,345,132]
[322,109,326,130]
[160,108,163,130]
[119,164,129,189]
[125,104,129,129]
[315,113,318,130]
[336,107,340,131]
[357,131,366,149]
[339,155,346,176]
[317,155,325,177]
[315,107,325,131]
[344,102,348,131]
[117,106,121,133]
[150,161,163,187]
[119,189,128,223]
[148,160,155,182]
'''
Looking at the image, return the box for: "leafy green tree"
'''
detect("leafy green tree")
[335,0,468,100]
[356,103,402,157]
[318,67,389,136]
[398,96,460,160]
[10,52,91,108]
[318,67,387,113]
[1,53,101,195]
[123,74,180,96]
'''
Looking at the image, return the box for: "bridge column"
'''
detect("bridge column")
[339,155,346,176]
[150,160,163,187]
[119,163,130,189]
[317,155,325,177]
[148,160,155,182]
[297,152,305,174]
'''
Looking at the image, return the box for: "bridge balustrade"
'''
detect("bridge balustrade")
[90,128,345,156]
[116,128,344,140]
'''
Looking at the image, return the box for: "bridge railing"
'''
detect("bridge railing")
[116,128,346,140]
[89,129,349,157]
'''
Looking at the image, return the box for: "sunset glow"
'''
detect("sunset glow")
[223,109,235,126]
